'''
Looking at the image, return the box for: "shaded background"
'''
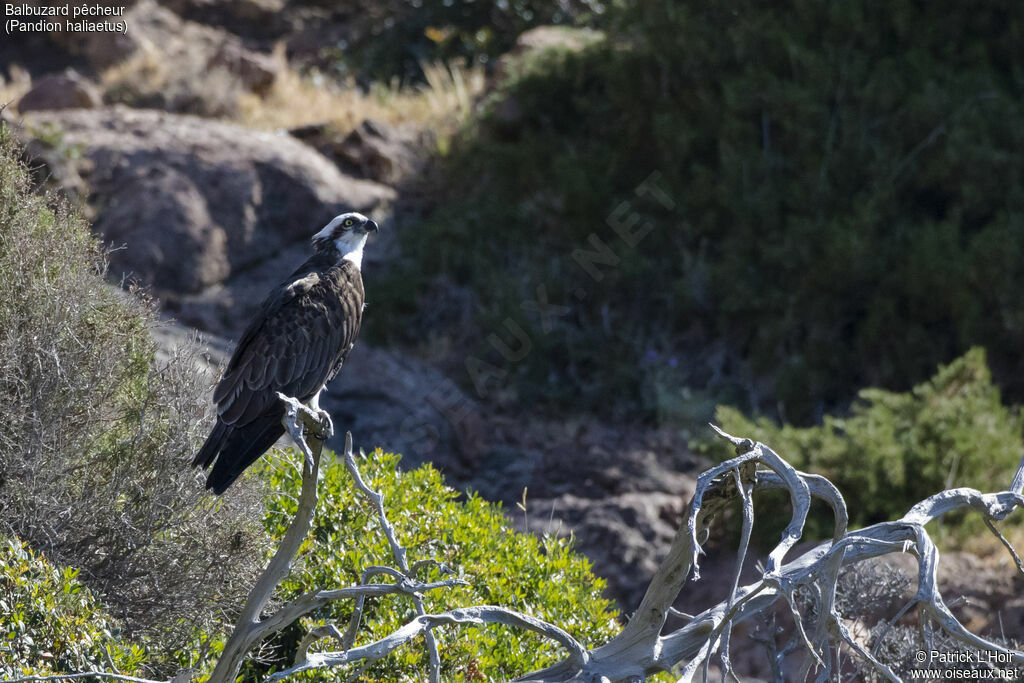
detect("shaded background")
[4,0,1024,667]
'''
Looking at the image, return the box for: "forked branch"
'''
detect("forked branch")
[18,420,1024,682]
[517,429,1024,682]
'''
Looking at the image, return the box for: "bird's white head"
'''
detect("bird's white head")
[311,212,380,269]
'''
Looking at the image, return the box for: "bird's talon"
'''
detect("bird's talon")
[316,409,335,439]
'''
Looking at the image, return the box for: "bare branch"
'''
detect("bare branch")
[340,446,443,682]
[269,605,589,681]
[519,429,1024,682]
[206,395,330,683]
[190,417,1024,683]
[984,517,1024,575]
[3,675,167,683]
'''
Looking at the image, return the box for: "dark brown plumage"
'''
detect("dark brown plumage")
[193,212,376,493]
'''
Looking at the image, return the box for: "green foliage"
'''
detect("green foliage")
[372,0,1024,425]
[317,0,600,81]
[706,349,1024,538]
[247,449,620,681]
[0,123,267,671]
[0,537,147,678]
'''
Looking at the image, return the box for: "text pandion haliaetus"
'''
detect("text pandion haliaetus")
[193,212,378,493]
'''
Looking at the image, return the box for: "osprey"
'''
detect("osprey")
[193,212,378,494]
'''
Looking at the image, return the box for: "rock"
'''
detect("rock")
[47,1,146,69]
[320,344,482,468]
[149,313,232,383]
[98,166,231,291]
[50,0,281,99]
[158,0,289,38]
[332,119,427,187]
[17,70,102,112]
[493,25,605,83]
[19,106,394,299]
[290,118,429,188]
[209,41,281,95]
[512,490,691,609]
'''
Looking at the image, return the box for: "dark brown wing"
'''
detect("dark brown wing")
[193,259,364,493]
[213,263,364,426]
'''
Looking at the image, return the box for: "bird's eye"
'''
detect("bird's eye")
[344,218,355,227]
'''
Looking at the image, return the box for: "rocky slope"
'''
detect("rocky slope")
[5,6,1022,645]
[9,93,704,608]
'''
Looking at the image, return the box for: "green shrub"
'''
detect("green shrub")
[0,123,268,672]
[0,537,147,678]
[705,349,1024,538]
[372,0,1024,426]
[312,0,599,81]
[244,449,620,681]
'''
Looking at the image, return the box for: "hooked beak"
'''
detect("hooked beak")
[365,219,379,234]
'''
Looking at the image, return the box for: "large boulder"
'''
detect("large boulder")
[512,490,690,609]
[47,0,282,112]
[17,70,102,112]
[291,118,430,188]
[19,106,394,302]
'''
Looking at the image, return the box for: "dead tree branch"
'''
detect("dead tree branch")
[23,419,1024,682]
[242,421,1024,682]
[3,674,169,683]
[205,394,471,682]
[515,426,1024,682]
[340,437,445,682]
[206,394,331,683]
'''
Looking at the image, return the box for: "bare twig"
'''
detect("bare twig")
[3,674,166,683]
[269,605,589,681]
[340,446,444,682]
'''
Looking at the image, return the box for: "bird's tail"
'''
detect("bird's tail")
[193,420,229,469]
[193,414,285,494]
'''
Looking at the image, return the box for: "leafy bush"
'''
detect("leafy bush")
[0,123,267,670]
[0,537,147,678]
[245,449,620,681]
[706,349,1024,537]
[312,0,600,81]
[373,0,1024,425]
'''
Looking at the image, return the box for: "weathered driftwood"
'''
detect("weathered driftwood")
[12,414,1024,682]
[513,427,1024,682]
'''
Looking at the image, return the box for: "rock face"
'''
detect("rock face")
[51,0,281,86]
[17,71,102,112]
[500,423,699,608]
[20,106,394,301]
[291,119,429,188]
[513,490,690,609]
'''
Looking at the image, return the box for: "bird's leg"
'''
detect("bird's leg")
[277,392,316,473]
[308,389,335,440]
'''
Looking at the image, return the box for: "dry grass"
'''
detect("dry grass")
[237,55,485,139]
[102,43,244,118]
[0,65,32,111]
[100,40,485,141]
[953,520,1024,563]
